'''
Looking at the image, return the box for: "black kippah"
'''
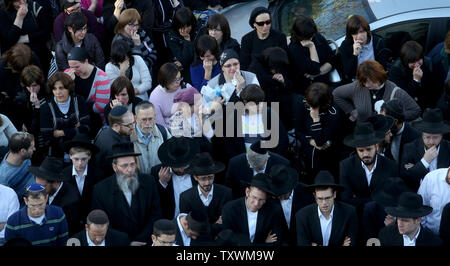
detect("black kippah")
[110,105,128,117]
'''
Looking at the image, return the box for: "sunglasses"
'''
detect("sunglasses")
[254,20,271,26]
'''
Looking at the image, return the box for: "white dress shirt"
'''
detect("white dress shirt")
[198,184,214,207]
[246,206,258,243]
[176,213,191,246]
[48,182,64,205]
[28,214,45,225]
[0,184,19,239]
[417,167,450,235]
[318,205,334,246]
[280,190,294,229]
[72,165,88,196]
[421,146,441,172]
[403,226,421,246]
[86,230,105,246]
[361,155,378,186]
[171,170,193,218]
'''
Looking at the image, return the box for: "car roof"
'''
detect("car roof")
[369,0,450,20]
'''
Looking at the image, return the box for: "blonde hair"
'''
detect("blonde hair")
[69,147,92,156]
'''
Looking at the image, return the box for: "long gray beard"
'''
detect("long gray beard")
[116,173,140,195]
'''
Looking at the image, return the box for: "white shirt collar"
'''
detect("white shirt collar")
[86,230,105,246]
[176,213,190,246]
[403,226,421,246]
[318,204,335,220]
[197,184,214,206]
[72,165,88,177]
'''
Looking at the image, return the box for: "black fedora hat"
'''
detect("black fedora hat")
[158,137,197,168]
[268,164,298,196]
[385,192,432,219]
[366,114,394,135]
[106,142,141,160]
[343,122,386,148]
[411,108,450,134]
[246,173,274,196]
[306,171,344,192]
[249,139,268,155]
[186,152,225,175]
[28,156,67,182]
[371,177,410,209]
[63,133,99,154]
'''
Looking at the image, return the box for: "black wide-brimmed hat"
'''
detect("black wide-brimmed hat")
[343,122,386,148]
[411,108,450,134]
[246,173,274,196]
[186,210,209,234]
[158,137,197,168]
[366,114,394,135]
[106,142,141,160]
[385,192,433,219]
[268,164,298,196]
[306,171,344,192]
[186,152,225,175]
[372,177,410,209]
[63,133,99,154]
[28,156,67,182]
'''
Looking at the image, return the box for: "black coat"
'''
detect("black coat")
[150,164,197,220]
[384,122,421,165]
[179,184,232,237]
[50,182,83,237]
[361,200,388,241]
[295,201,358,246]
[221,197,284,246]
[379,224,443,246]
[225,152,290,199]
[338,34,390,84]
[339,154,399,210]
[62,162,105,221]
[273,183,315,246]
[72,227,131,246]
[400,138,450,192]
[91,173,162,242]
[440,202,450,247]
[388,57,438,109]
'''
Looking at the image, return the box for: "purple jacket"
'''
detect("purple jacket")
[53,9,102,42]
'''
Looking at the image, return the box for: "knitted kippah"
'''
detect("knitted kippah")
[26,183,45,192]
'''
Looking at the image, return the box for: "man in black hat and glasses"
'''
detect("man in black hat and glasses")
[92,142,162,246]
[400,108,450,192]
[221,173,284,246]
[295,171,358,246]
[31,156,82,237]
[179,152,232,238]
[379,192,442,246]
[268,164,314,246]
[151,136,198,220]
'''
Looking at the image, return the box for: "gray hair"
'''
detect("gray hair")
[246,149,270,170]
[135,101,155,115]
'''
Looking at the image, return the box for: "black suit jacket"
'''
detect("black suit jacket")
[72,228,131,246]
[400,138,450,191]
[62,162,104,221]
[51,182,82,237]
[339,154,399,210]
[179,184,232,237]
[274,183,315,246]
[295,201,358,246]
[440,202,450,247]
[379,224,443,246]
[385,123,421,164]
[221,198,284,246]
[91,173,162,242]
[225,152,290,199]
[150,164,197,220]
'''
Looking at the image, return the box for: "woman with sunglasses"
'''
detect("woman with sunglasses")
[55,11,105,71]
[103,76,143,125]
[40,72,90,158]
[240,6,288,70]
[288,15,334,95]
[149,62,193,127]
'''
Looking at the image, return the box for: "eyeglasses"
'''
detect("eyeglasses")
[223,62,239,68]
[138,117,154,123]
[172,77,183,83]
[120,121,136,128]
[127,23,140,28]
[155,237,175,245]
[116,162,137,170]
[254,19,271,26]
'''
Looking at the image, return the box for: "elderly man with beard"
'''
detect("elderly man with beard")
[92,142,162,245]
[339,122,398,242]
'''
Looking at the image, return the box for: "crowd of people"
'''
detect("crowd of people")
[0,0,449,247]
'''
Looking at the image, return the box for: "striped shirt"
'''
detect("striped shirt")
[5,205,69,246]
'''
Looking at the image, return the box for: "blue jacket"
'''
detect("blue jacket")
[5,205,69,246]
[190,62,222,91]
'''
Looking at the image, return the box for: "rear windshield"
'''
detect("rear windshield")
[279,0,376,40]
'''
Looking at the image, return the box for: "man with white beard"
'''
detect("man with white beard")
[92,142,162,246]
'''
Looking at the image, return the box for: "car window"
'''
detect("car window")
[278,0,376,41]
[373,20,430,59]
